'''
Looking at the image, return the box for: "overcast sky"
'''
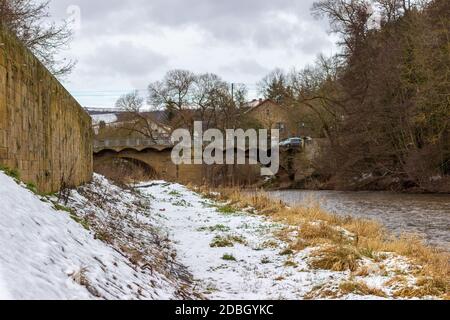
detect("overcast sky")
[49,0,336,108]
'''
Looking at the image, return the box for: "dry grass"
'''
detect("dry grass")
[353,266,371,277]
[310,245,361,272]
[303,284,340,300]
[197,186,450,299]
[69,267,101,298]
[384,275,408,287]
[339,281,387,297]
[300,222,350,246]
[393,277,449,298]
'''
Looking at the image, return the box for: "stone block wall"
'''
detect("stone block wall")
[0,26,92,192]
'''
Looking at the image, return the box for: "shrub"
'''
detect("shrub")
[210,236,234,248]
[222,254,237,261]
[210,235,246,248]
[217,205,237,215]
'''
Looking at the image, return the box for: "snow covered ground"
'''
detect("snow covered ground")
[0,172,438,300]
[136,182,425,300]
[0,172,194,300]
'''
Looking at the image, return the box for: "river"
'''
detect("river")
[267,190,450,250]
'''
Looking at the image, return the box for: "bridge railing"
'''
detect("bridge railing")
[94,137,172,149]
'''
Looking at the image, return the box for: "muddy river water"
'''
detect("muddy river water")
[267,190,450,250]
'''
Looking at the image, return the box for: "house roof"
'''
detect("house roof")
[244,98,282,113]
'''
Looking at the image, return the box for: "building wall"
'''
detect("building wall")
[247,100,296,140]
[0,27,93,192]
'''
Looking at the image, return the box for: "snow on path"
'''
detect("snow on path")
[0,172,424,300]
[0,173,178,300]
[138,182,370,300]
[0,268,11,300]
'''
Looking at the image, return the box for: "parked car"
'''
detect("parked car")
[279,137,303,148]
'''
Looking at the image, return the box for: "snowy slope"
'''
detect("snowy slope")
[0,268,11,300]
[0,171,438,300]
[137,182,426,300]
[0,172,184,300]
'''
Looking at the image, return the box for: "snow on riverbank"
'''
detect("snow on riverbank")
[0,171,438,300]
[0,172,192,300]
[137,182,422,300]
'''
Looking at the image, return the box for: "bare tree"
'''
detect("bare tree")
[312,0,372,56]
[305,0,450,191]
[0,0,75,76]
[115,90,168,142]
[116,90,144,112]
[192,73,228,129]
[147,70,247,132]
[148,69,197,131]
[258,69,294,105]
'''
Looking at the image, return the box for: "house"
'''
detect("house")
[244,99,295,140]
[87,108,172,140]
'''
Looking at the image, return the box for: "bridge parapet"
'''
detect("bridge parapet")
[94,137,173,153]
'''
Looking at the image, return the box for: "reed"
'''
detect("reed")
[197,185,450,299]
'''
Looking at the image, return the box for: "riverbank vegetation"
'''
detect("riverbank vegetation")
[259,0,450,193]
[198,186,449,298]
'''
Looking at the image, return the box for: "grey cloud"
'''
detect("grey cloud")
[48,0,335,106]
[51,0,329,49]
[220,60,269,77]
[83,41,168,77]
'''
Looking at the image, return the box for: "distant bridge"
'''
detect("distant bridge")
[93,137,204,184]
[93,137,308,185]
[93,137,274,185]
[93,137,173,153]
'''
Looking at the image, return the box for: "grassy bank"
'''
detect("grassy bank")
[196,186,449,299]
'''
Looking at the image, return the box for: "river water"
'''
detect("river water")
[267,190,450,250]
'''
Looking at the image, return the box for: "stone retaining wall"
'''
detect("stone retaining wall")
[0,26,92,192]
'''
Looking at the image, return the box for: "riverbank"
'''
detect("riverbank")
[266,190,450,250]
[1,169,447,299]
[270,174,450,194]
[133,181,447,299]
[196,186,449,299]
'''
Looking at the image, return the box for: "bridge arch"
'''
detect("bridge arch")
[94,147,180,182]
[92,139,290,185]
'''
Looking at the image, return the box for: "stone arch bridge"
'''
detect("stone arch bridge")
[94,137,304,185]
[93,138,203,184]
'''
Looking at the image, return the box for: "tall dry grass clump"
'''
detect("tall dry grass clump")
[198,186,449,298]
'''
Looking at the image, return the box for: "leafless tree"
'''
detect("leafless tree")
[192,73,227,129]
[304,0,450,191]
[147,69,247,132]
[116,90,144,112]
[0,0,75,76]
[115,90,167,142]
[312,0,373,55]
[148,69,197,131]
